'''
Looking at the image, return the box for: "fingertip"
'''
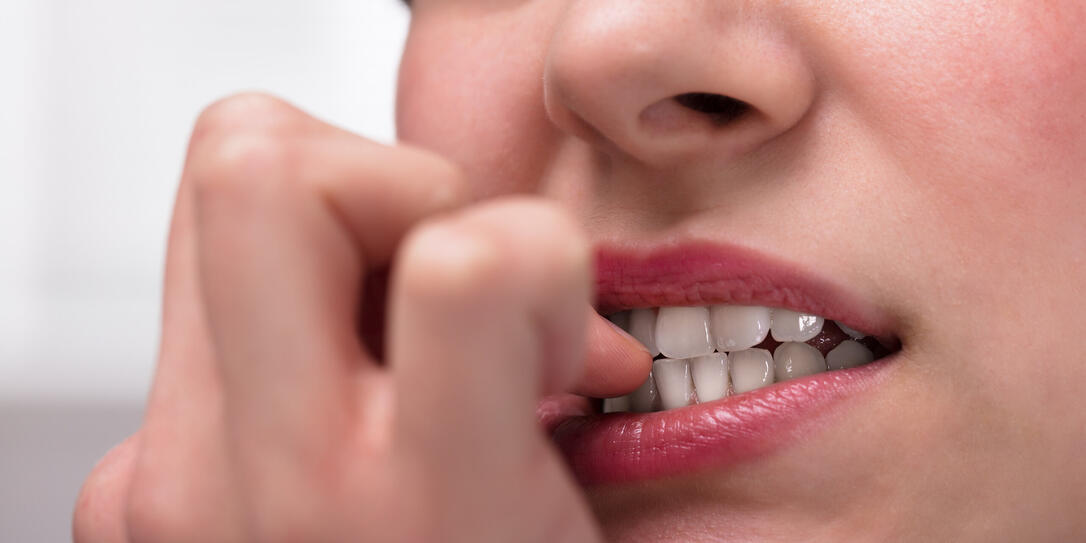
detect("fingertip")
[393,143,472,207]
[572,310,653,397]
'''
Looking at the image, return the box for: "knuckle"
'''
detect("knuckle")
[193,131,299,197]
[398,221,506,301]
[187,132,307,216]
[470,198,590,281]
[396,144,464,181]
[192,92,304,143]
[396,145,470,206]
[397,199,590,306]
[187,94,310,204]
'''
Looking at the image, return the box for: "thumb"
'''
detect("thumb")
[570,309,653,398]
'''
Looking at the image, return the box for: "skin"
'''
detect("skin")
[75,0,1086,541]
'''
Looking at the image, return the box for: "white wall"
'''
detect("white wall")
[0,0,410,403]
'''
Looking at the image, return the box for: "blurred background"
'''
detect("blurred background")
[0,1,409,539]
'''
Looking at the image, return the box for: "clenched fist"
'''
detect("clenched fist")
[73,93,650,543]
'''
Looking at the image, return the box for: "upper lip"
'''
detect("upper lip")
[593,239,897,339]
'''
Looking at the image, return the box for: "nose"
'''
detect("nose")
[544,1,816,168]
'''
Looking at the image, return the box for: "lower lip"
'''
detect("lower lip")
[548,357,895,486]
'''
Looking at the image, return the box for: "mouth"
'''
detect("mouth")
[543,241,902,485]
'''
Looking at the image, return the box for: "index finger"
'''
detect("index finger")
[139,94,468,466]
[186,94,470,265]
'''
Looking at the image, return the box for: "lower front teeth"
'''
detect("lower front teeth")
[653,358,695,410]
[602,395,630,414]
[730,348,774,394]
[627,371,659,412]
[690,353,729,402]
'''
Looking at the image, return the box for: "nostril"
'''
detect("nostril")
[674,93,750,126]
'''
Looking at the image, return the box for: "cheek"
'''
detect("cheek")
[815,1,1086,404]
[820,1,1086,202]
[816,1,1086,277]
[397,10,560,198]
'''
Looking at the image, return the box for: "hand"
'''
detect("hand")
[73,93,650,542]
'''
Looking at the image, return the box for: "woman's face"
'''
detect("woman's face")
[396,1,1086,540]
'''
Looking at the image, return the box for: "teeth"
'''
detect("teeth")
[655,306,714,359]
[773,341,826,381]
[690,353,729,403]
[602,396,630,414]
[835,321,866,339]
[770,309,824,342]
[653,358,695,410]
[628,371,658,412]
[600,305,893,414]
[628,308,661,356]
[710,305,772,351]
[729,348,775,394]
[825,339,874,370]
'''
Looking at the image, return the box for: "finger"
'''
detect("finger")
[187,94,467,453]
[73,435,139,543]
[389,197,591,467]
[126,173,244,541]
[570,309,653,397]
[187,93,469,271]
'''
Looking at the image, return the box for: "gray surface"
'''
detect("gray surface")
[2,402,143,542]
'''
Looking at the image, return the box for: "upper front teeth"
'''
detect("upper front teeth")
[603,305,882,414]
[655,306,714,359]
[710,305,771,351]
[627,308,661,357]
[729,348,774,394]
